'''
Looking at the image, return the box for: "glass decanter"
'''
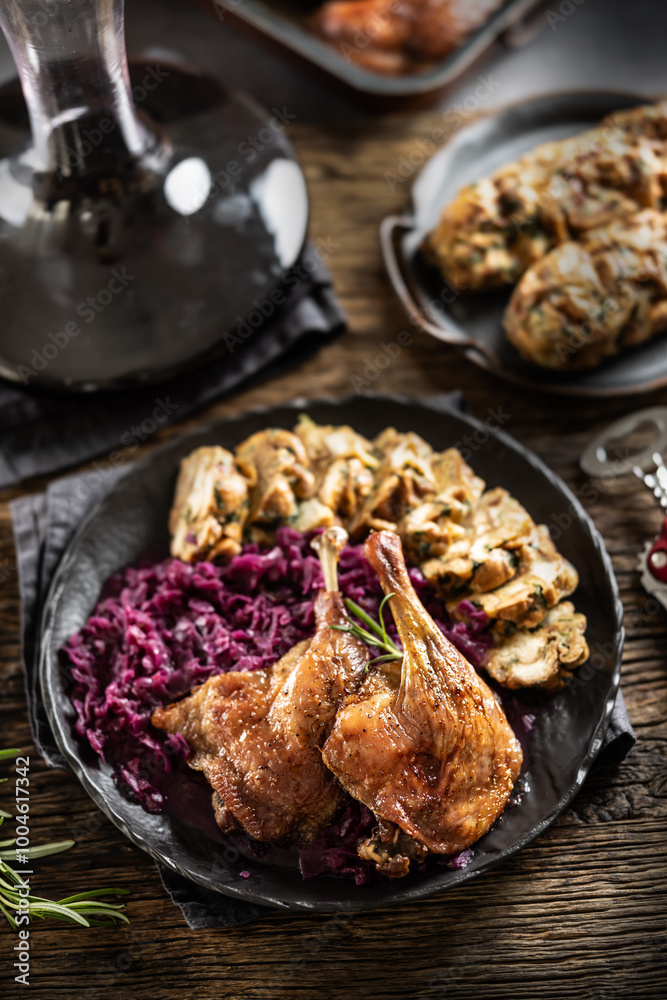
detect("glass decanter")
[0,0,308,389]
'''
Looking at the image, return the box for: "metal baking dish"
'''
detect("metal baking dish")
[203,0,548,104]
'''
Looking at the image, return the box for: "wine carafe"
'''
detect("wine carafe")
[0,0,308,389]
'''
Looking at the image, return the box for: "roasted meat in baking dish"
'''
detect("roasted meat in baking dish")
[322,531,523,876]
[151,528,368,844]
[312,0,505,76]
[504,208,667,369]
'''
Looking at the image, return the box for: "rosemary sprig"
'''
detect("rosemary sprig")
[0,748,20,820]
[0,840,74,860]
[332,594,402,666]
[0,860,129,928]
[0,748,130,928]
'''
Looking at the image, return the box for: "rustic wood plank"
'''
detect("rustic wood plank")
[1,107,666,1000]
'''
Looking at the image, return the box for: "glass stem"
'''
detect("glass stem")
[0,0,158,177]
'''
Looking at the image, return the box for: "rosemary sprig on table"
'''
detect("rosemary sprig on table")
[0,747,20,822]
[0,747,129,928]
[332,594,403,666]
[0,863,129,929]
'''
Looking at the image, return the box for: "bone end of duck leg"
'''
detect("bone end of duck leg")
[363,529,411,595]
[311,526,348,592]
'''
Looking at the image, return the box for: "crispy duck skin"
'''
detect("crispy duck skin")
[425,101,667,294]
[151,528,368,845]
[504,208,667,369]
[312,0,505,76]
[322,531,523,875]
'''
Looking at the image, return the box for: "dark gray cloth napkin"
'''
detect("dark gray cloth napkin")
[0,249,343,489]
[10,405,636,929]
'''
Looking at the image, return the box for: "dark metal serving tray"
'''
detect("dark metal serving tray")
[198,0,548,104]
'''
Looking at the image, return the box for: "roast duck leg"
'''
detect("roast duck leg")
[152,527,368,845]
[322,530,524,876]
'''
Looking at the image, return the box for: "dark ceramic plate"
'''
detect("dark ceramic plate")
[381,91,667,396]
[40,394,623,912]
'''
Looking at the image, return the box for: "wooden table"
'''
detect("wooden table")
[1,111,666,1000]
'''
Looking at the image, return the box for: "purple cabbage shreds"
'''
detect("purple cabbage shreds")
[61,525,496,841]
[447,848,474,870]
[495,687,540,767]
[62,528,326,812]
[455,599,491,630]
[522,712,537,732]
[445,599,494,669]
[299,802,376,885]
